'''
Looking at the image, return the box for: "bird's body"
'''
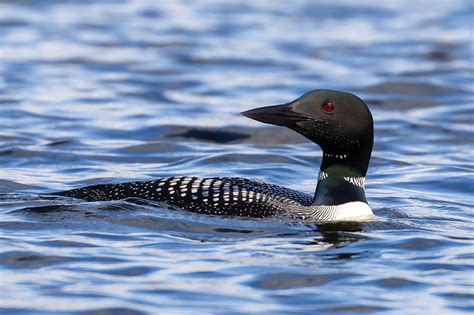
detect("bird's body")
[53,89,375,222]
[54,176,311,218]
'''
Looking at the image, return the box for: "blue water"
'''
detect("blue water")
[1,1,473,314]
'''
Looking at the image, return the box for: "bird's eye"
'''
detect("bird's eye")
[321,101,334,113]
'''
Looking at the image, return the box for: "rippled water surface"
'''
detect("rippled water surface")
[1,1,473,314]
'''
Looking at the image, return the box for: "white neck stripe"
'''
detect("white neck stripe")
[318,171,328,180]
[343,176,365,188]
[318,171,365,188]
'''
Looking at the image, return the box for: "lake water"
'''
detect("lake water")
[0,1,473,314]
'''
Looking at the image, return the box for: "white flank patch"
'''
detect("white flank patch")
[318,201,374,221]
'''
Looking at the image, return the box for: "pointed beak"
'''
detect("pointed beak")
[241,102,309,127]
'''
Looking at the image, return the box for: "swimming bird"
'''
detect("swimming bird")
[53,89,374,221]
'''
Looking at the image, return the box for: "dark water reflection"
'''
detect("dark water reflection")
[1,0,473,314]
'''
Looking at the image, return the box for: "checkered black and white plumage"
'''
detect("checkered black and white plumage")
[54,176,313,218]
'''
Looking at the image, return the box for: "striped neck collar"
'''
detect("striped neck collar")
[318,170,365,188]
[313,165,368,207]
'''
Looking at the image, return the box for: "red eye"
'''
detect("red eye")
[322,101,334,113]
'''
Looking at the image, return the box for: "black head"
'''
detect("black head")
[241,89,373,176]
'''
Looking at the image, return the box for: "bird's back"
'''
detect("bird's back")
[53,176,313,217]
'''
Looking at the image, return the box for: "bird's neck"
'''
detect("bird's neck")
[312,155,368,206]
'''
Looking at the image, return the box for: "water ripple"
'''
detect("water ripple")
[0,0,473,314]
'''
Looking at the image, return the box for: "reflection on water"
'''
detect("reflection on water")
[0,0,473,314]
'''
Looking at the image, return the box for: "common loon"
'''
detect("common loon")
[53,89,374,222]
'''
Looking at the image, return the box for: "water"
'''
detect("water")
[0,0,473,314]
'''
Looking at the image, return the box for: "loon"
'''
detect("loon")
[53,89,374,222]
